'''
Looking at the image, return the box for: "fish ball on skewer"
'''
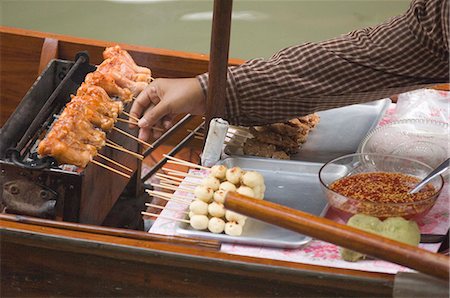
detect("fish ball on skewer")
[225,210,247,225]
[236,186,255,198]
[224,221,243,236]
[188,211,195,219]
[208,217,226,234]
[242,171,264,188]
[208,201,226,218]
[219,181,236,192]
[225,167,243,185]
[213,189,227,204]
[190,214,209,230]
[201,176,220,191]
[194,185,213,203]
[210,165,227,180]
[252,184,266,199]
[189,200,209,215]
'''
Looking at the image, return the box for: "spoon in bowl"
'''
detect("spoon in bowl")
[409,158,449,194]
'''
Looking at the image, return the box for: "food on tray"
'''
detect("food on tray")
[208,217,226,234]
[328,172,437,218]
[38,45,151,168]
[224,221,243,236]
[340,214,420,262]
[189,214,209,230]
[187,166,265,236]
[210,164,227,179]
[242,113,320,159]
[189,200,209,215]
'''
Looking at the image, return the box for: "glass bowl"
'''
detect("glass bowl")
[319,153,444,221]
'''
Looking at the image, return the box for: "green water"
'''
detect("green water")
[1,0,410,60]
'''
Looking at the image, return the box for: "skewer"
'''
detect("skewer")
[145,203,189,214]
[150,183,195,193]
[113,127,153,148]
[141,211,189,224]
[116,118,138,125]
[116,118,164,132]
[105,142,144,160]
[162,154,209,170]
[161,167,202,178]
[97,153,133,172]
[160,181,180,188]
[122,111,139,122]
[194,136,204,141]
[156,173,199,186]
[146,190,192,204]
[91,159,131,179]
[166,160,210,170]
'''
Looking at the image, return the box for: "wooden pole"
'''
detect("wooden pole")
[224,192,450,281]
[205,0,233,135]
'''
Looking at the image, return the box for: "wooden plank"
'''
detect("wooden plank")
[0,219,394,297]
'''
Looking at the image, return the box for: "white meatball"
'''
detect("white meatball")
[219,181,237,192]
[213,189,227,204]
[201,176,220,191]
[225,210,247,224]
[190,215,209,230]
[224,221,243,236]
[236,186,255,198]
[208,217,226,234]
[210,165,227,180]
[188,211,195,219]
[242,171,264,188]
[225,167,243,185]
[194,185,213,203]
[189,200,209,215]
[208,202,226,218]
[252,184,266,199]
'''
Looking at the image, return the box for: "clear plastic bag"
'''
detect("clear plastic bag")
[393,89,450,123]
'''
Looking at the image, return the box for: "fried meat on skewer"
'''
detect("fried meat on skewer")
[103,45,151,75]
[38,115,98,168]
[84,71,133,102]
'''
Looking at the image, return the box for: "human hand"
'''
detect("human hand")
[130,78,206,140]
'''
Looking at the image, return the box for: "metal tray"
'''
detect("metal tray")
[224,98,391,163]
[176,157,329,248]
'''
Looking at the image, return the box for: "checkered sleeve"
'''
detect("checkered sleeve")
[197,0,449,126]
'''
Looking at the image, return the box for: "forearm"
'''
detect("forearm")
[198,0,449,126]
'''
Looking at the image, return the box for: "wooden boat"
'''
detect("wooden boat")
[0,26,448,297]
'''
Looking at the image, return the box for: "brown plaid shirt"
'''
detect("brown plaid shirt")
[198,0,449,126]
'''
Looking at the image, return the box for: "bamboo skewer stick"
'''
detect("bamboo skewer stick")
[167,160,209,170]
[161,167,202,178]
[122,111,139,122]
[146,190,192,205]
[141,211,189,223]
[97,153,133,172]
[105,142,144,160]
[91,159,131,179]
[113,127,153,148]
[147,189,193,202]
[117,118,138,125]
[151,183,195,193]
[116,118,164,132]
[163,154,209,170]
[156,174,199,187]
[145,203,189,214]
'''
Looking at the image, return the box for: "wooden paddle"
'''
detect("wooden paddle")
[224,192,450,280]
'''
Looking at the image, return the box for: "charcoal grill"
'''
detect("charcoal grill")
[0,53,146,225]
